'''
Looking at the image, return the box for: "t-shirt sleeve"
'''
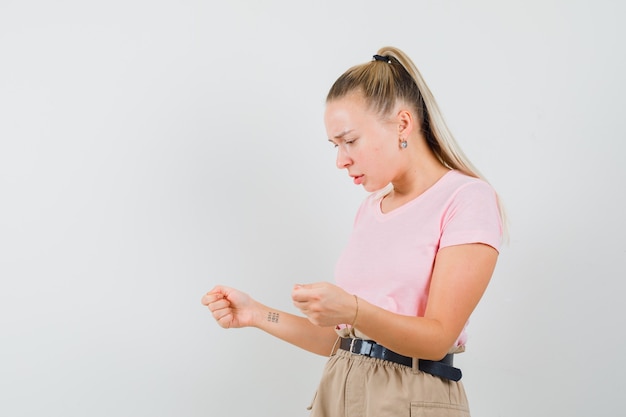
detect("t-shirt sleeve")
[439,180,503,251]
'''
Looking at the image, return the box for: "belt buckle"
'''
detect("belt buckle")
[349,338,359,354]
[348,338,372,356]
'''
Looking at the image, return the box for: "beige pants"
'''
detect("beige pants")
[308,348,470,417]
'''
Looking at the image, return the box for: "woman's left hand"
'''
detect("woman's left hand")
[291,282,356,327]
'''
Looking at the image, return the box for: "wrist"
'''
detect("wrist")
[249,301,267,328]
[254,303,281,329]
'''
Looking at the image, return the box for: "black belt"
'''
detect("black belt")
[339,338,462,382]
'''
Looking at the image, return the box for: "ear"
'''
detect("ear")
[396,109,415,137]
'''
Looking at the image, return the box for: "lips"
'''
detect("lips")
[352,175,364,185]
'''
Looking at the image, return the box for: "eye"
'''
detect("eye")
[345,138,356,145]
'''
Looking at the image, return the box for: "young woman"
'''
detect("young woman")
[202,46,504,417]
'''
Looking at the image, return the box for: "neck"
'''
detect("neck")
[382,148,449,213]
[391,149,449,197]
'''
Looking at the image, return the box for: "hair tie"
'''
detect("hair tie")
[372,54,392,63]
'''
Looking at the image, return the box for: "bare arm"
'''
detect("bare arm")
[201,286,338,356]
[355,243,497,359]
[292,243,498,360]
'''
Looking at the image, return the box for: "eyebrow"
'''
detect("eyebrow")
[330,129,354,141]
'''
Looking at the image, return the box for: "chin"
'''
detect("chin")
[363,183,383,193]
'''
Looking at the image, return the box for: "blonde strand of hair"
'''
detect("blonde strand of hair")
[377,46,508,236]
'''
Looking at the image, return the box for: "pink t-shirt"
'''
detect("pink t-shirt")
[334,170,502,346]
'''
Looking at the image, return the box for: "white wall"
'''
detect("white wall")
[1,1,624,416]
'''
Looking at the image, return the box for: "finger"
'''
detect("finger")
[292,283,314,301]
[293,283,318,290]
[291,290,309,303]
[211,305,231,321]
[213,308,229,321]
[292,285,322,302]
[207,298,230,313]
[201,291,225,305]
[215,311,233,328]
[292,300,306,314]
[292,282,327,294]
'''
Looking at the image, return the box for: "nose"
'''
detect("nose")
[335,146,352,169]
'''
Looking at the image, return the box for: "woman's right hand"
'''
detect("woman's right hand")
[201,286,257,329]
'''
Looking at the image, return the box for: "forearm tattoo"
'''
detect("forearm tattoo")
[267,311,279,323]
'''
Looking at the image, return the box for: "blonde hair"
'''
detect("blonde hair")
[327,46,508,235]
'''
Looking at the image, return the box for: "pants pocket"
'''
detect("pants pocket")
[410,401,470,417]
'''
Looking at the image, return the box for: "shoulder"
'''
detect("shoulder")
[438,171,503,250]
[442,170,494,193]
[439,170,499,214]
[430,170,496,207]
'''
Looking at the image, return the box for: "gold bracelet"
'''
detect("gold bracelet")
[350,294,359,328]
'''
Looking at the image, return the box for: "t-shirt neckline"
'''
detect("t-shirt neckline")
[376,169,456,217]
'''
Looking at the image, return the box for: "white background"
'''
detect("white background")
[1,1,625,416]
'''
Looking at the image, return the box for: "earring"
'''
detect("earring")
[400,138,408,149]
